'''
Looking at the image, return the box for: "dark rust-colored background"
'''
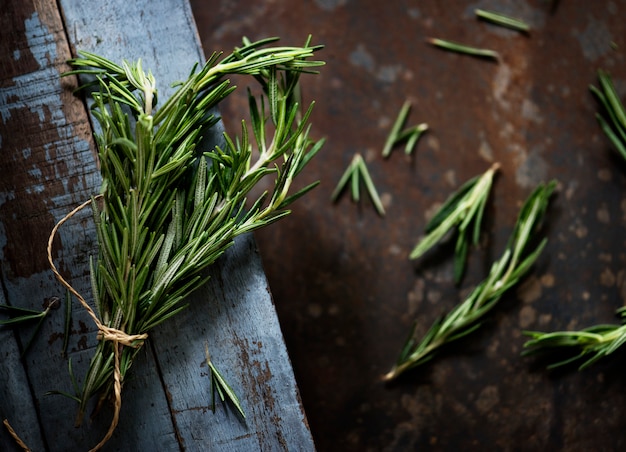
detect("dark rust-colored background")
[191,1,626,450]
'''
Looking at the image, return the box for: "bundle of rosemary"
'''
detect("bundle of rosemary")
[48,37,324,447]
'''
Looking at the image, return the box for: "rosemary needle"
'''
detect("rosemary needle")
[386,180,556,380]
[382,101,411,158]
[400,123,428,156]
[205,342,245,418]
[382,102,428,157]
[428,37,500,61]
[475,8,530,33]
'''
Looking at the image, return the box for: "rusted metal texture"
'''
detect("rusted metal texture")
[191,0,626,450]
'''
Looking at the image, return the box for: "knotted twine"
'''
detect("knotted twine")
[47,196,148,452]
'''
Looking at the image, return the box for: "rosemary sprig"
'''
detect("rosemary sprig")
[55,37,324,432]
[523,320,626,370]
[385,180,556,381]
[409,163,499,284]
[331,153,385,216]
[428,38,500,61]
[475,9,530,33]
[590,70,626,160]
[521,71,626,369]
[205,342,245,418]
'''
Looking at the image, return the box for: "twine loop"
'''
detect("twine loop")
[47,196,147,451]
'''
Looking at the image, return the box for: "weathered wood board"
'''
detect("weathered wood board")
[0,0,315,450]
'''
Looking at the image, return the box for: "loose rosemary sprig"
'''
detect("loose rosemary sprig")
[331,153,385,216]
[590,69,626,160]
[385,180,556,381]
[521,71,626,369]
[523,319,626,370]
[382,101,428,157]
[410,163,499,284]
[428,38,500,61]
[475,9,530,33]
[57,37,324,429]
[205,342,245,418]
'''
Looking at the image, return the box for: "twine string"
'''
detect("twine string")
[47,196,147,452]
[3,419,30,452]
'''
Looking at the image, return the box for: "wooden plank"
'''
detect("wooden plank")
[1,0,315,450]
[1,0,180,450]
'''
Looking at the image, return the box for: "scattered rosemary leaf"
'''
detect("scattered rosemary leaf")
[382,101,411,158]
[475,8,530,33]
[428,37,500,61]
[385,180,556,380]
[409,163,500,284]
[205,342,245,418]
[382,102,428,158]
[332,153,385,216]
[401,123,428,155]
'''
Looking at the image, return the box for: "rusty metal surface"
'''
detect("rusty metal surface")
[191,1,626,450]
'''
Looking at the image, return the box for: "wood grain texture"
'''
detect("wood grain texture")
[0,0,314,450]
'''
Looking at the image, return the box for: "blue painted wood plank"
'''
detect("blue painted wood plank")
[1,0,314,450]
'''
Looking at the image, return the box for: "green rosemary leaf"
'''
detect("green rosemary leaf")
[357,156,386,216]
[0,304,43,317]
[404,123,428,155]
[205,343,246,419]
[351,157,361,202]
[591,88,626,148]
[386,180,555,381]
[278,181,321,210]
[598,70,626,129]
[475,8,530,33]
[425,175,479,233]
[428,37,500,61]
[330,156,357,202]
[268,65,279,124]
[0,310,45,325]
[453,233,470,284]
[382,101,411,158]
